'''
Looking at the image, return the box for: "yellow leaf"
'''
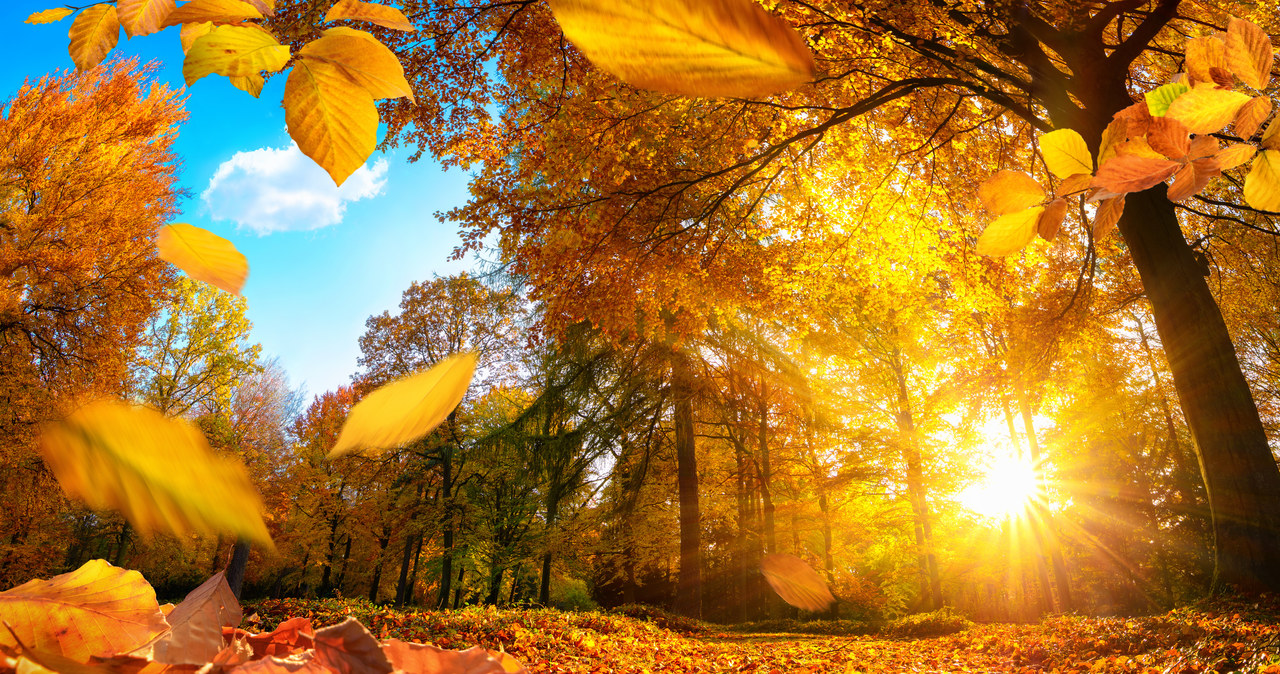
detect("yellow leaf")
[179,21,212,53]
[38,401,273,547]
[1245,149,1280,212]
[298,30,415,102]
[183,24,290,86]
[1185,35,1227,85]
[1058,172,1094,197]
[324,0,416,32]
[329,353,478,458]
[977,170,1043,215]
[976,206,1043,257]
[230,74,266,98]
[1165,84,1251,134]
[760,554,835,612]
[1217,142,1257,170]
[67,5,120,70]
[156,223,249,295]
[284,56,379,186]
[117,0,176,38]
[1145,82,1189,116]
[0,560,168,664]
[1040,128,1093,179]
[546,0,816,98]
[25,8,75,24]
[1226,17,1274,90]
[1236,96,1272,139]
[160,0,262,28]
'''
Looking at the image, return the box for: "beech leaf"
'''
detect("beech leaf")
[976,206,1042,257]
[1038,198,1068,241]
[1040,128,1093,178]
[1226,17,1274,90]
[313,619,393,674]
[382,640,529,673]
[1165,84,1252,134]
[1236,96,1273,140]
[546,0,816,98]
[25,8,75,24]
[180,21,213,53]
[1058,173,1094,197]
[67,5,120,70]
[1093,154,1181,194]
[156,223,249,295]
[230,73,267,98]
[131,572,243,665]
[1185,35,1227,85]
[1145,82,1189,117]
[161,0,263,28]
[298,30,415,102]
[284,55,379,186]
[0,560,168,663]
[1146,116,1190,160]
[1217,142,1257,170]
[977,170,1044,216]
[760,553,836,612]
[117,0,176,38]
[1167,158,1220,202]
[183,24,290,86]
[329,352,478,458]
[324,0,416,32]
[1245,149,1280,212]
[1188,134,1219,160]
[1093,196,1125,240]
[38,400,273,547]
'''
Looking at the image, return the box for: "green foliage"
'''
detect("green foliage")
[883,607,974,638]
[549,576,597,612]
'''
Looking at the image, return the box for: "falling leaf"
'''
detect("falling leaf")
[1245,150,1280,212]
[297,29,415,102]
[156,223,249,295]
[160,0,263,28]
[1167,158,1220,202]
[1165,84,1251,134]
[1185,35,1227,84]
[117,0,176,38]
[1226,17,1274,90]
[1146,117,1190,160]
[324,0,416,32]
[546,0,816,97]
[131,572,243,665]
[1040,128,1093,178]
[313,619,393,674]
[68,5,120,70]
[760,553,836,612]
[976,206,1043,257]
[1093,196,1125,240]
[0,560,168,664]
[977,170,1043,216]
[284,55,379,187]
[1038,198,1068,241]
[38,400,273,547]
[1235,96,1272,139]
[1093,154,1181,193]
[183,24,290,86]
[1217,142,1257,170]
[1145,82,1189,117]
[329,352,478,458]
[25,8,75,24]
[382,640,529,673]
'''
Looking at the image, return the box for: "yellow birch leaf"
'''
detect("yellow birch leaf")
[546,0,816,98]
[183,24,290,86]
[977,170,1043,215]
[25,8,75,24]
[1245,149,1280,212]
[156,223,249,295]
[976,206,1043,257]
[329,353,478,458]
[1093,196,1125,240]
[39,401,273,547]
[1038,198,1068,241]
[284,56,379,186]
[1040,128,1093,178]
[160,0,262,28]
[1165,85,1252,134]
[1186,35,1227,85]
[298,30,415,102]
[1235,96,1272,139]
[0,560,168,664]
[1146,82,1189,116]
[1226,17,1274,90]
[117,0,176,38]
[67,5,120,70]
[180,21,212,53]
[1217,142,1257,170]
[324,0,415,32]
[760,554,835,612]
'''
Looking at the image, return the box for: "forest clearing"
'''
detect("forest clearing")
[6,0,1280,672]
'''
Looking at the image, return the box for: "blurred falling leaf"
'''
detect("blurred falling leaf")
[329,352,478,458]
[156,223,249,295]
[547,0,815,97]
[760,553,835,612]
[38,400,273,547]
[0,560,168,664]
[131,572,243,665]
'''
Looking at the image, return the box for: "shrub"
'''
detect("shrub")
[550,576,598,612]
[882,606,973,638]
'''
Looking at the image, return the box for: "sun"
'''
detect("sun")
[959,453,1041,521]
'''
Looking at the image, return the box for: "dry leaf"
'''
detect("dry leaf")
[977,170,1044,216]
[117,0,176,38]
[1093,196,1125,240]
[68,5,120,70]
[1038,198,1068,241]
[1146,116,1190,159]
[132,573,243,665]
[324,0,416,32]
[26,8,75,24]
[1236,96,1273,139]
[1226,17,1274,90]
[382,640,529,673]
[1058,172,1094,197]
[976,207,1043,257]
[285,55,379,186]
[1245,149,1280,212]
[1185,35,1227,84]
[760,553,836,612]
[312,619,393,674]
[183,24,291,86]
[1188,134,1219,160]
[156,223,249,295]
[1093,154,1181,193]
[1167,157,1220,201]
[1165,84,1251,134]
[298,29,415,102]
[160,0,263,28]
[1217,142,1257,170]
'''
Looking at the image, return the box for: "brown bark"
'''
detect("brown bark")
[671,349,702,618]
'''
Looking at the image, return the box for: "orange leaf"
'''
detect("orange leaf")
[1146,116,1190,159]
[1236,96,1273,139]
[760,553,836,612]
[312,619,392,673]
[324,0,416,32]
[1093,196,1125,240]
[1093,154,1181,194]
[160,0,263,28]
[1058,172,1094,197]
[68,5,120,70]
[978,170,1044,215]
[1038,198,1068,241]
[1188,134,1219,160]
[1167,158,1220,202]
[1226,17,1274,90]
[117,0,176,37]
[1185,35,1227,85]
[1217,142,1257,170]
[131,573,243,665]
[382,640,530,673]
[157,223,249,295]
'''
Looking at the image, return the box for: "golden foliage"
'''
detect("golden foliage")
[1039,129,1093,179]
[183,24,290,86]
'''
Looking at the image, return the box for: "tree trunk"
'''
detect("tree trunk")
[227,540,250,598]
[336,534,352,592]
[369,527,390,603]
[394,532,416,607]
[1015,379,1073,612]
[671,349,702,618]
[538,488,561,606]
[437,449,455,610]
[892,358,942,610]
[757,384,776,555]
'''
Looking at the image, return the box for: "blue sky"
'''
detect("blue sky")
[5,3,476,399]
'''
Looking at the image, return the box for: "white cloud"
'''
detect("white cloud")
[201,143,388,234]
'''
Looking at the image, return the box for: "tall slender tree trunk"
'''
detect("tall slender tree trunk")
[757,384,776,554]
[1015,378,1073,612]
[892,358,942,610]
[671,349,702,618]
[538,488,561,606]
[369,527,390,603]
[336,534,352,591]
[227,540,250,598]
[437,448,455,610]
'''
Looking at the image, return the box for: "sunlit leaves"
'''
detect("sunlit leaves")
[1164,85,1251,134]
[25,8,74,24]
[1218,143,1257,170]
[1037,198,1067,241]
[1040,129,1093,178]
[760,554,835,612]
[160,0,264,29]
[38,400,272,547]
[978,170,1043,215]
[67,5,120,69]
[1245,150,1280,212]
[1186,35,1227,84]
[0,560,168,663]
[127,573,241,665]
[1145,82,1189,116]
[117,0,177,38]
[1146,117,1190,160]
[1167,158,1220,202]
[1235,96,1272,139]
[298,29,415,102]
[547,0,816,97]
[183,24,290,86]
[976,206,1043,257]
[325,0,416,32]
[1226,17,1275,90]
[156,223,250,295]
[329,352,478,458]
[284,55,378,187]
[1093,155,1181,193]
[1093,196,1125,240]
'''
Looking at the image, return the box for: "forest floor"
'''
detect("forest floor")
[246,597,1280,673]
